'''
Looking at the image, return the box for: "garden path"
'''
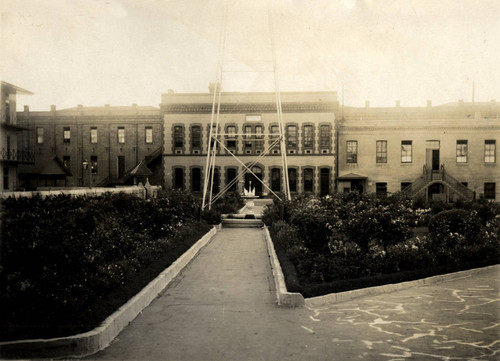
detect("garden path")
[86,227,499,361]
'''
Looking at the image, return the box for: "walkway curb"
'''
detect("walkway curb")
[305,264,500,308]
[263,226,305,307]
[0,227,218,360]
[263,227,499,309]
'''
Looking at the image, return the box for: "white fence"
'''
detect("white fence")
[0,185,161,200]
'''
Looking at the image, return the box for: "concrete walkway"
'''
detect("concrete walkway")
[86,227,500,361]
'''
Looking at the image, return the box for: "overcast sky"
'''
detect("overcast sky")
[2,0,499,110]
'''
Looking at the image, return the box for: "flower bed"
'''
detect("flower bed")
[263,193,500,298]
[0,190,213,341]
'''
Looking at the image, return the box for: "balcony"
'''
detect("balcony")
[0,148,35,164]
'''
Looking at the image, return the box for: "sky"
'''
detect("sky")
[1,0,499,111]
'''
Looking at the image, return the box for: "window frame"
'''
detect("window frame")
[145,126,153,144]
[63,127,71,143]
[346,140,358,164]
[319,124,331,149]
[90,127,98,144]
[286,125,298,149]
[36,127,44,144]
[303,125,314,149]
[191,125,202,149]
[376,140,387,163]
[117,127,125,144]
[456,139,468,163]
[401,140,412,163]
[485,140,496,163]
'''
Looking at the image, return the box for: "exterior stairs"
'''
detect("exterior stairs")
[402,164,475,201]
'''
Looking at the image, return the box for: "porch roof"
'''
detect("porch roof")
[337,173,368,180]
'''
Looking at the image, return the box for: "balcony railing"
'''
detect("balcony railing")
[0,148,35,163]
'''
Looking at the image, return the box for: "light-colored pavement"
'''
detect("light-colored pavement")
[87,226,500,361]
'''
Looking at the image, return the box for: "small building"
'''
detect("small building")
[0,81,34,191]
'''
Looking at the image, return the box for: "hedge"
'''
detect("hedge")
[0,191,212,341]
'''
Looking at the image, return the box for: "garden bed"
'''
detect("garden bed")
[264,194,500,299]
[0,191,216,341]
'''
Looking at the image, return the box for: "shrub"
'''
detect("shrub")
[428,209,481,250]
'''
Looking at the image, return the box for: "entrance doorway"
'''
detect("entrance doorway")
[244,166,263,196]
[117,156,125,179]
[351,180,364,193]
[426,140,440,171]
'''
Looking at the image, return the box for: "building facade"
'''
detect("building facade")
[161,89,339,197]
[17,104,163,189]
[1,82,34,191]
[338,101,500,201]
[12,88,499,202]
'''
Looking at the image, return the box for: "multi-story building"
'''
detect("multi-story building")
[1,81,34,191]
[161,88,339,197]
[337,100,500,201]
[17,104,163,189]
[12,87,499,202]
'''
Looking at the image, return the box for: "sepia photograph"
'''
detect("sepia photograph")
[1,0,499,359]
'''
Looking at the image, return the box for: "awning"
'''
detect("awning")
[337,173,368,180]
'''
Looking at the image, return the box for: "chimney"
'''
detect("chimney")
[24,105,30,114]
[365,100,370,108]
[395,100,400,107]
[427,100,432,108]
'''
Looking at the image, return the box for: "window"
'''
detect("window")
[456,140,468,163]
[286,125,297,148]
[346,140,358,163]
[212,168,220,194]
[63,127,71,143]
[244,125,252,152]
[191,168,201,192]
[401,140,412,163]
[5,100,10,123]
[303,168,313,192]
[191,126,201,149]
[226,168,237,191]
[118,127,125,144]
[485,140,496,163]
[174,126,184,148]
[376,140,387,163]
[226,126,236,149]
[320,124,330,148]
[174,168,184,189]
[288,168,297,192]
[90,127,97,144]
[90,155,98,174]
[271,168,281,192]
[484,183,496,200]
[303,125,313,149]
[376,182,387,196]
[63,156,70,170]
[401,182,412,191]
[270,125,280,149]
[255,125,263,150]
[36,127,44,144]
[145,126,153,144]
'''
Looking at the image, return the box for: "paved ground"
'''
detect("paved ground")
[85,227,500,361]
